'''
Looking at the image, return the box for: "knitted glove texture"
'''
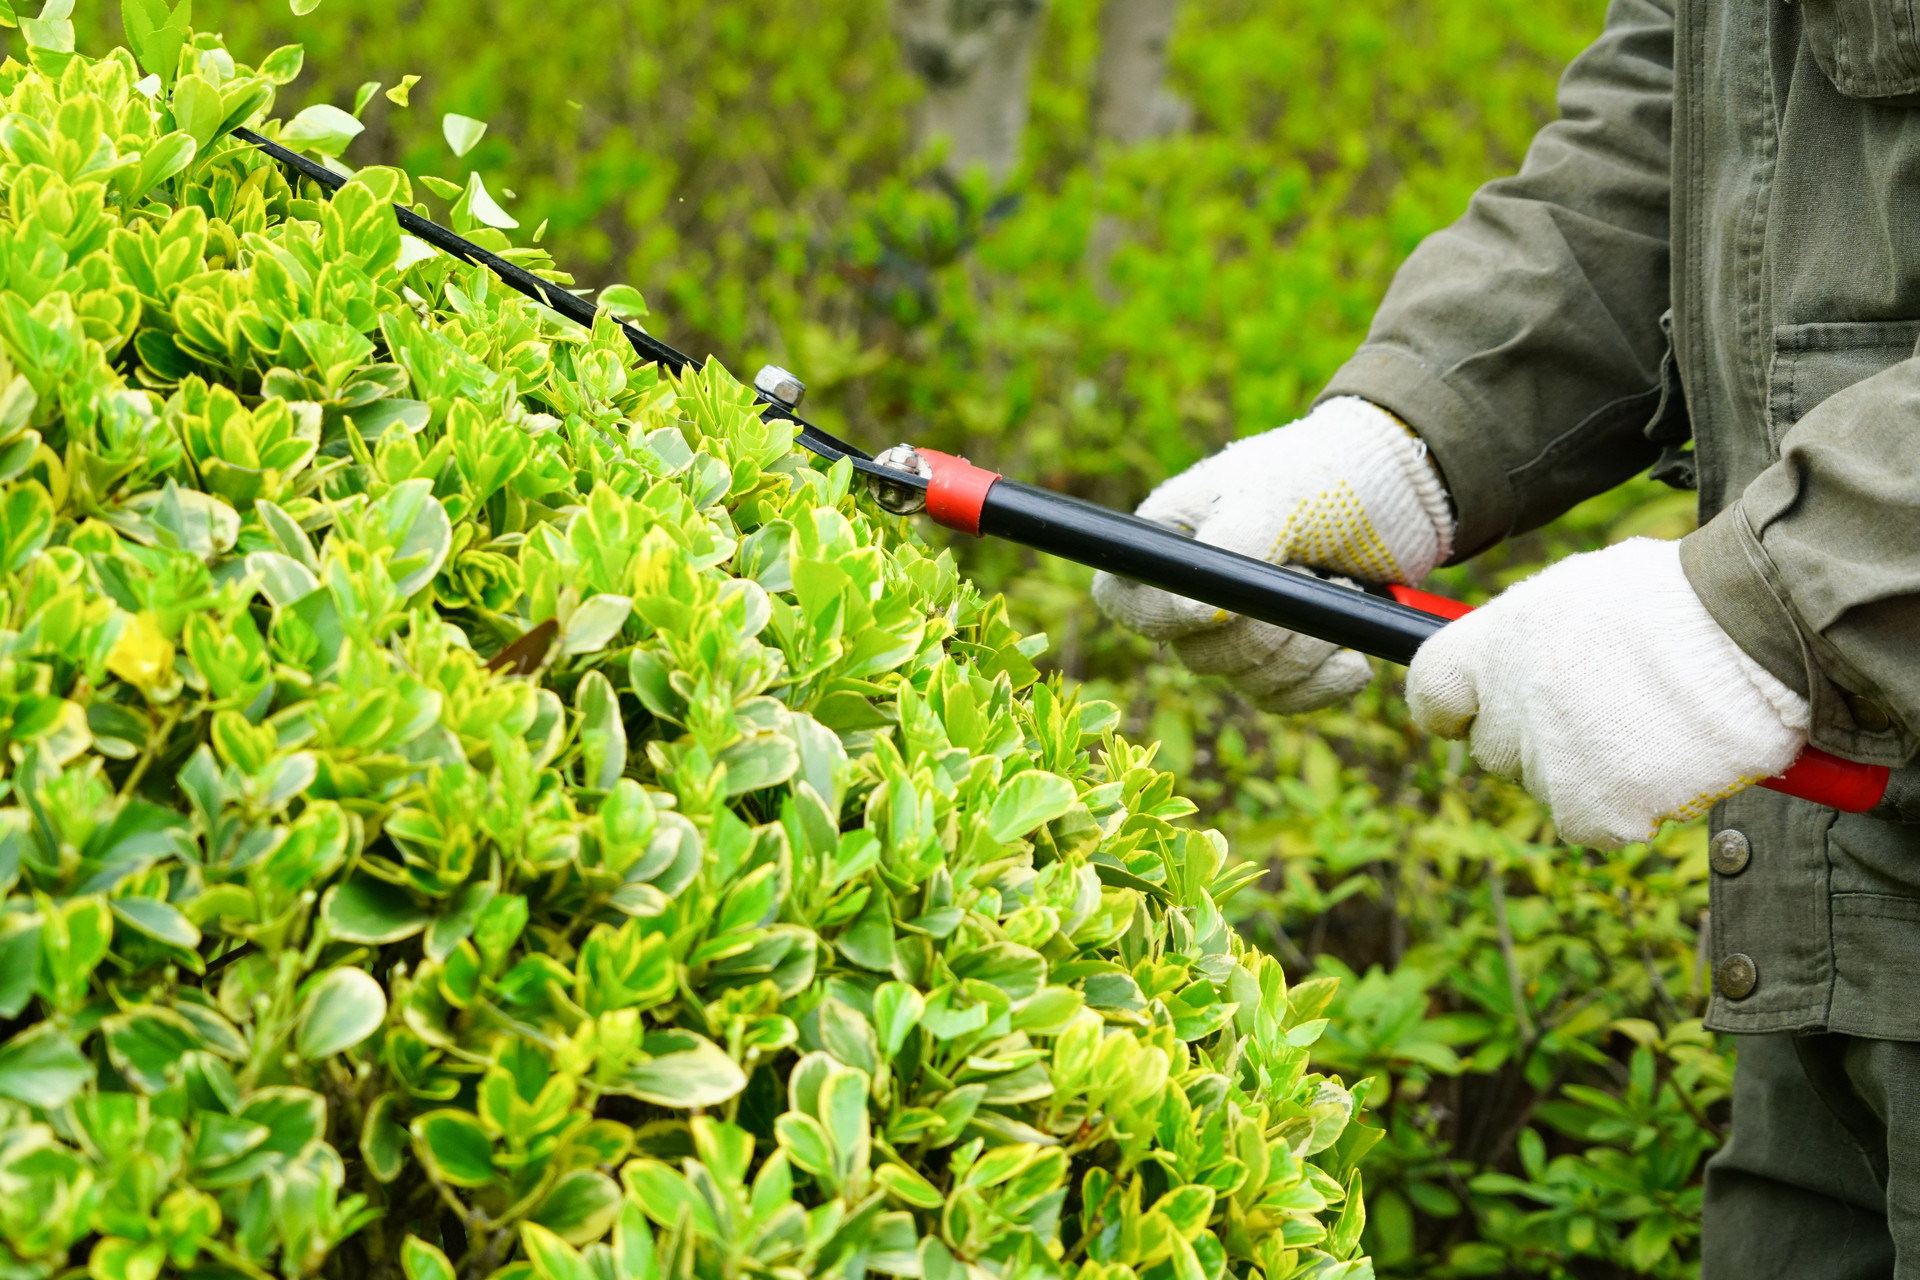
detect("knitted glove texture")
[1407,537,1812,849]
[1094,397,1454,713]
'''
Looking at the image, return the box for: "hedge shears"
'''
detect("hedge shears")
[239,129,1903,818]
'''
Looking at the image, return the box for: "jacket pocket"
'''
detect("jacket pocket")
[1801,0,1920,99]
[1767,319,1920,453]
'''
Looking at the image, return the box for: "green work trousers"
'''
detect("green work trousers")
[1703,1033,1920,1277]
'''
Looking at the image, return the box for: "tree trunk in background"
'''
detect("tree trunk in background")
[893,0,1050,181]
[1086,0,1188,294]
[1092,0,1188,145]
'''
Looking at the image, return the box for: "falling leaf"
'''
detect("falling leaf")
[597,284,648,320]
[386,74,420,107]
[461,171,518,229]
[442,112,487,157]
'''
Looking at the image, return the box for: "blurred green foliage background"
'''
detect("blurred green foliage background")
[71,0,1721,1274]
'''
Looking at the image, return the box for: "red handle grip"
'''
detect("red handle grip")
[1387,585,1892,814]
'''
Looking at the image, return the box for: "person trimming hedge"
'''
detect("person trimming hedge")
[1095,2,1920,1273]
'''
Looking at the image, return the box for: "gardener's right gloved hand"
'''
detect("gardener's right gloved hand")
[1093,397,1455,713]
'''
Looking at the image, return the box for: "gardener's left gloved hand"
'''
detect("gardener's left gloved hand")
[1406,537,1811,849]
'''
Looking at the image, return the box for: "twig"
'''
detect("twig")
[1693,908,1711,1003]
[118,701,184,799]
[1486,861,1535,1043]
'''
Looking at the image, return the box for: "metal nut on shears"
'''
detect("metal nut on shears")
[868,444,933,515]
[753,364,807,408]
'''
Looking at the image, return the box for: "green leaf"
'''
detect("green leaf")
[717,733,799,797]
[246,550,320,607]
[561,594,632,656]
[0,480,52,574]
[240,1087,326,1154]
[0,915,40,1019]
[987,771,1077,842]
[458,171,519,230]
[875,1161,944,1209]
[386,74,421,106]
[260,43,304,84]
[442,112,488,156]
[621,1160,718,1237]
[324,877,431,944]
[615,1032,747,1108]
[597,284,648,320]
[281,102,364,156]
[170,73,224,147]
[426,881,496,962]
[774,1111,833,1178]
[0,1024,92,1107]
[131,131,197,193]
[520,1223,596,1280]
[103,1005,203,1093]
[531,1168,622,1245]
[291,0,323,14]
[1327,1169,1366,1261]
[951,941,1047,1002]
[576,670,626,791]
[400,1236,456,1280]
[411,1109,495,1186]
[873,982,924,1057]
[363,1092,408,1182]
[295,966,387,1059]
[87,1238,166,1280]
[192,1112,270,1170]
[120,0,189,86]
[19,12,72,53]
[381,480,453,597]
[109,896,200,949]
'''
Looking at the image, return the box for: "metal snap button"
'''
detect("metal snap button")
[1847,694,1895,735]
[1717,953,1758,1000]
[1709,829,1751,876]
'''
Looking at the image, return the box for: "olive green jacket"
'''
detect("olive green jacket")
[1319,0,1920,1036]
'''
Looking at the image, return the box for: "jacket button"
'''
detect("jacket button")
[1709,829,1751,876]
[1717,953,1759,1000]
[1847,694,1894,734]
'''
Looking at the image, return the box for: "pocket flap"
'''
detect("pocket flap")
[1767,320,1920,450]
[1802,0,1920,100]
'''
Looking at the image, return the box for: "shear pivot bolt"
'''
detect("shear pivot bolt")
[754,365,806,408]
[868,444,932,515]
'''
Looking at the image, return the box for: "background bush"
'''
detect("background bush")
[51,1,1726,1277]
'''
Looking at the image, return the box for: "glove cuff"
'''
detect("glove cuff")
[1296,397,1458,582]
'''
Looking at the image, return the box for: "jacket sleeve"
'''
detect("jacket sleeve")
[1680,367,1920,765]
[1317,0,1677,560]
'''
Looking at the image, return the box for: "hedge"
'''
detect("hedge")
[0,20,1376,1280]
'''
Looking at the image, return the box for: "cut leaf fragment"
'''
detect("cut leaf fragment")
[442,112,487,157]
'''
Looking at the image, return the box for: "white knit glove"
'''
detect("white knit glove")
[1094,397,1455,713]
[1407,538,1811,849]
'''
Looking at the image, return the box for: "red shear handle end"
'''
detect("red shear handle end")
[917,449,1001,537]
[1761,748,1890,813]
[1387,583,1475,621]
[1386,584,1891,814]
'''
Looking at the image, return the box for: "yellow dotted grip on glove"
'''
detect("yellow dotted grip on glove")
[1266,480,1405,583]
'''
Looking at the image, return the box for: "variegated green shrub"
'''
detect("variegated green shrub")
[0,17,1376,1280]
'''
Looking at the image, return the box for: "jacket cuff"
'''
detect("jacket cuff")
[1679,507,1809,697]
[1317,347,1512,562]
[1682,507,1915,766]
